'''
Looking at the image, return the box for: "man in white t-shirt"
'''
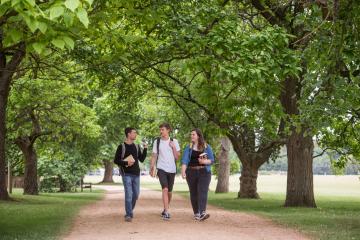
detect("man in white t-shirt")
[150,123,180,220]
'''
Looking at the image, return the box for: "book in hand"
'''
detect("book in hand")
[199,152,208,165]
[123,154,135,166]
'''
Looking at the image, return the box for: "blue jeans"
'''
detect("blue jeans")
[122,174,140,217]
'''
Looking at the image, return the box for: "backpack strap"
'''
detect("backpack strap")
[121,143,126,160]
[119,143,140,176]
[156,137,175,169]
[119,143,126,176]
[170,138,176,171]
[156,137,160,168]
[121,143,140,159]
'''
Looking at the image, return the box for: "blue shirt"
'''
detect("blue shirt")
[181,144,215,173]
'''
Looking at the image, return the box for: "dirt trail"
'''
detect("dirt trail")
[63,185,309,240]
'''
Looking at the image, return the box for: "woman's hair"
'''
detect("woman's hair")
[191,128,206,151]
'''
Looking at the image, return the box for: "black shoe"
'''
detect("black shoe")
[124,215,132,222]
[162,212,171,221]
[198,212,210,221]
[161,210,166,217]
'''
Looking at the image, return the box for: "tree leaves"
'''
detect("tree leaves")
[1,0,11,4]
[1,0,92,55]
[65,0,80,12]
[51,38,65,49]
[63,36,75,49]
[49,6,64,20]
[32,42,46,54]
[76,7,89,28]
[38,22,48,34]
[24,0,35,7]
[7,28,22,42]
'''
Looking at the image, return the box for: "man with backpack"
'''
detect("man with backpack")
[114,127,148,222]
[150,123,181,220]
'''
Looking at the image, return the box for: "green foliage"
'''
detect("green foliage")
[3,0,360,201]
[38,149,89,192]
[6,56,101,192]
[1,0,92,54]
[96,1,297,165]
[277,1,360,166]
[7,74,101,143]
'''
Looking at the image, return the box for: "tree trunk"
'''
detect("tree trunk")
[102,160,114,183]
[238,160,260,198]
[8,162,12,194]
[281,76,316,207]
[215,137,231,193]
[15,137,38,195]
[228,133,273,199]
[0,94,9,200]
[59,176,68,192]
[0,41,26,200]
[285,130,316,207]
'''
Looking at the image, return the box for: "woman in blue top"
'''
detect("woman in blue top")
[181,128,215,221]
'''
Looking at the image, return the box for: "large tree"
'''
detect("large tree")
[241,0,360,207]
[106,0,296,198]
[0,0,92,199]
[7,68,100,194]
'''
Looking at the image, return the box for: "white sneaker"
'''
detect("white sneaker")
[198,212,210,221]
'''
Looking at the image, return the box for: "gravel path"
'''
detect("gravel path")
[62,185,309,240]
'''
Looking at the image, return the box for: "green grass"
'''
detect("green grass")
[0,189,104,240]
[142,181,360,240]
[205,192,360,240]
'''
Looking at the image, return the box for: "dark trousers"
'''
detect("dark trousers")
[186,168,211,214]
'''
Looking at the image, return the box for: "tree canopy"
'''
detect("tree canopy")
[1,0,359,206]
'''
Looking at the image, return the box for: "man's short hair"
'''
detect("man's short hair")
[125,127,136,137]
[159,122,171,131]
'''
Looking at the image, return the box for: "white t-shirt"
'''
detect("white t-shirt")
[152,138,180,173]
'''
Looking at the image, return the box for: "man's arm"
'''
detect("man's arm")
[169,141,180,160]
[138,144,148,162]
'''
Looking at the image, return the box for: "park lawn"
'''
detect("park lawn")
[205,192,360,240]
[0,189,104,240]
[142,182,360,240]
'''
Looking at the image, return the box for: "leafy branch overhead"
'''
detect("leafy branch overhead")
[1,0,92,55]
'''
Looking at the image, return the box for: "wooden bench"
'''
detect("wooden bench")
[80,179,92,192]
